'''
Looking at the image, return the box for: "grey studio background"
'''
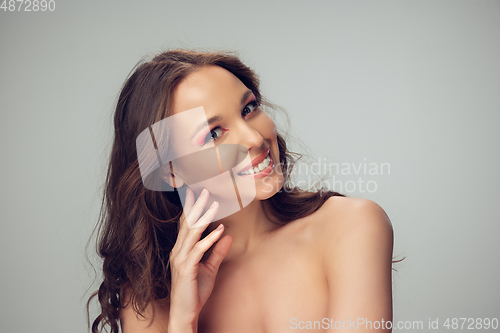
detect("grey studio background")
[1,0,499,332]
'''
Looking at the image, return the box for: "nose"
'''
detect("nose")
[234,121,264,150]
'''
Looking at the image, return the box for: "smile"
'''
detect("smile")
[237,149,274,178]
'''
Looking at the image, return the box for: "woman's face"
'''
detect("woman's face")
[166,65,283,218]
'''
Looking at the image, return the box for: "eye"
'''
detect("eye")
[203,127,227,145]
[242,100,259,119]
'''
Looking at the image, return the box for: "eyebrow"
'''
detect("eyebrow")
[240,89,253,106]
[190,90,254,140]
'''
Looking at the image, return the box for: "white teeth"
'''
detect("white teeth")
[239,154,271,175]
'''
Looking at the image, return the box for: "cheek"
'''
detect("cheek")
[255,114,283,174]
[253,112,277,140]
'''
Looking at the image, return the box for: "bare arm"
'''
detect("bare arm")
[323,198,394,332]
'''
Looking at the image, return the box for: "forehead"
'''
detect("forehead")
[171,65,248,116]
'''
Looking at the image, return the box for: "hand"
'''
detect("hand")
[168,187,233,332]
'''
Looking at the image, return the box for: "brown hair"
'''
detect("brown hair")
[86,49,346,333]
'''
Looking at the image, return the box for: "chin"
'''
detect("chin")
[254,174,284,200]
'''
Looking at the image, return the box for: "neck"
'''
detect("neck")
[206,199,279,258]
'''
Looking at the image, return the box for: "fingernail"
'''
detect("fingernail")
[202,188,209,196]
[216,223,223,231]
[210,201,218,209]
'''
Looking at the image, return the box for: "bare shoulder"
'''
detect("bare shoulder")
[310,196,393,252]
[119,287,170,333]
[311,196,394,324]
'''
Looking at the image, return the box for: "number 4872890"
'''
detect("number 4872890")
[1,0,55,11]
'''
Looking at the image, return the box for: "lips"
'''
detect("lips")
[237,148,271,176]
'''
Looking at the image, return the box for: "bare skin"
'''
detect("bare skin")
[198,195,393,333]
[119,66,394,333]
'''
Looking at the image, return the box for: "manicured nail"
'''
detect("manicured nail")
[216,223,223,231]
[210,201,218,209]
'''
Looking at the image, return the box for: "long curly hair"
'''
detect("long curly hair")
[86,49,346,333]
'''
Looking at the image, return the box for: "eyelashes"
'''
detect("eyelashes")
[242,100,258,119]
[201,99,259,145]
[203,127,229,145]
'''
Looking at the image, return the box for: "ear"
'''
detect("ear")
[159,163,185,188]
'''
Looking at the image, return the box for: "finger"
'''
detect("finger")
[182,187,195,217]
[191,198,220,229]
[177,200,220,258]
[203,234,233,274]
[184,188,211,228]
[185,223,229,268]
[175,187,208,251]
[176,187,195,242]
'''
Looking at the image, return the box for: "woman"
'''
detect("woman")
[87,49,394,333]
